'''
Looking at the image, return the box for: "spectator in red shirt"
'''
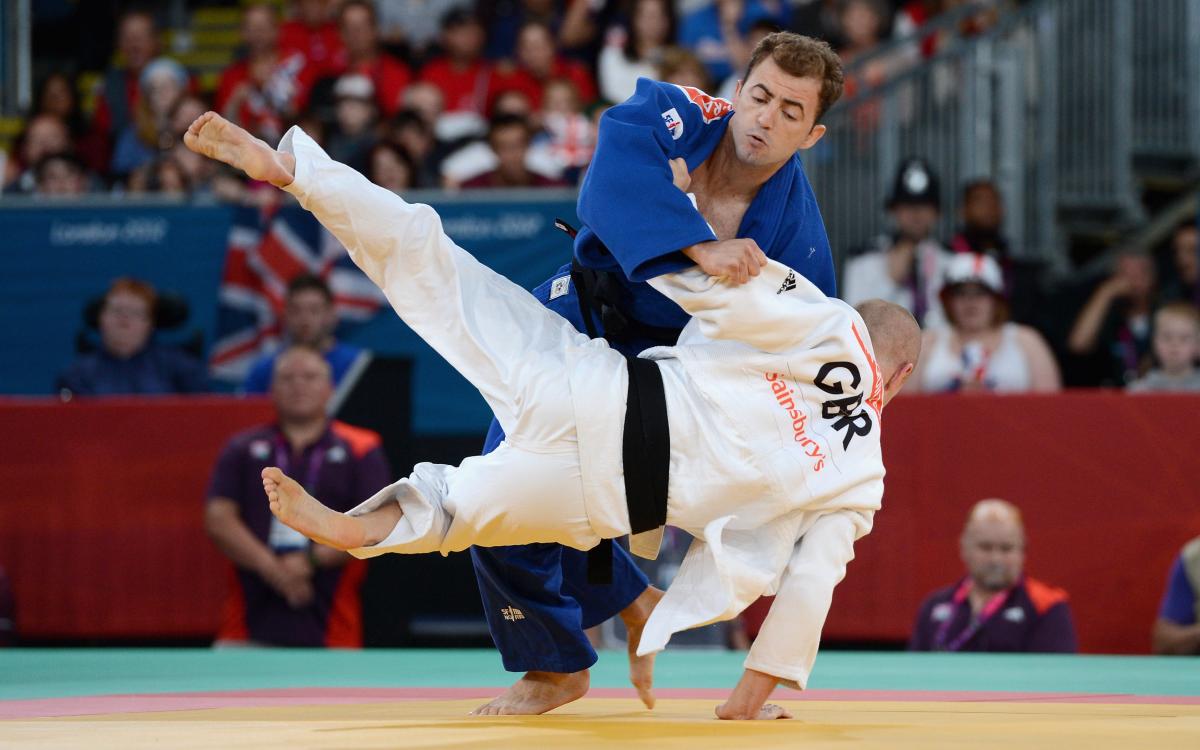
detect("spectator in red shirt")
[89,10,162,170]
[461,114,566,189]
[420,9,491,117]
[216,3,313,145]
[320,0,412,119]
[488,21,597,113]
[279,0,344,76]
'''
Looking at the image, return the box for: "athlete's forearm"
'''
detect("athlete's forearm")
[1152,619,1200,655]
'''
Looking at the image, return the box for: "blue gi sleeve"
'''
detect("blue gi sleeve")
[577,78,719,281]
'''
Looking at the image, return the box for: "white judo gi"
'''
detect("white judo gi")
[279,127,885,689]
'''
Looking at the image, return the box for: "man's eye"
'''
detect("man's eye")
[753,97,767,104]
[783,111,796,121]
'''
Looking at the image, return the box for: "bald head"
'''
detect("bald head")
[964,498,1024,535]
[960,498,1026,592]
[855,299,921,406]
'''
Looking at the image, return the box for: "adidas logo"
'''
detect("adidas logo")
[777,271,797,294]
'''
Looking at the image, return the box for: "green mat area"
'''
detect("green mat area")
[2,649,1197,701]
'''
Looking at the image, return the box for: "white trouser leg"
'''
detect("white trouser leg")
[344,443,601,557]
[279,126,601,446]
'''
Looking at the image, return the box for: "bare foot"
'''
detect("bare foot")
[620,585,665,709]
[715,702,793,720]
[183,111,295,187]
[262,467,367,550]
[470,670,589,716]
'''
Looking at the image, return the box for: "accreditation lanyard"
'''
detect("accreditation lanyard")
[273,432,327,494]
[956,341,994,389]
[933,579,1013,652]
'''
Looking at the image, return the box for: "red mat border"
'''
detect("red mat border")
[4,687,1199,720]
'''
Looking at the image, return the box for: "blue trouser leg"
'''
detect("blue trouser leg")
[468,267,654,673]
[470,418,649,673]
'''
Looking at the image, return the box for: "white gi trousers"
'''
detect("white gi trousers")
[279,127,620,557]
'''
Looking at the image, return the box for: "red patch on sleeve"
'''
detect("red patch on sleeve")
[676,85,734,123]
[330,420,383,459]
[1025,577,1070,615]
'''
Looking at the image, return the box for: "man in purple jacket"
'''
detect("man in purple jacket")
[909,499,1078,653]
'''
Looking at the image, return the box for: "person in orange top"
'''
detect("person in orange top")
[909,499,1078,652]
[488,20,596,113]
[215,3,314,145]
[419,9,492,116]
[88,10,162,171]
[314,0,411,119]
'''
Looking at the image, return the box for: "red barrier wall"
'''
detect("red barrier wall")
[1,393,1197,651]
[0,397,274,638]
[825,393,1200,654]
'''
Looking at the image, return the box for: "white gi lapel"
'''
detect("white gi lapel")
[636,515,781,656]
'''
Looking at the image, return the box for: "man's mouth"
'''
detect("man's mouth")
[747,133,768,148]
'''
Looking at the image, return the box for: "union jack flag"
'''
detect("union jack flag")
[209,204,386,383]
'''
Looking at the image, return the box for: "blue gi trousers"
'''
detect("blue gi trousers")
[470,264,654,673]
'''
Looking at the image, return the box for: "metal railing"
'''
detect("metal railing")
[805,0,1200,274]
[0,0,32,116]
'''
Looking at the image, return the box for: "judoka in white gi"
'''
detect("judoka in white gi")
[184,111,920,720]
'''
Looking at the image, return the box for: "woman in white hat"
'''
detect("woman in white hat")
[911,253,1061,393]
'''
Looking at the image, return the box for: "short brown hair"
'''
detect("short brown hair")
[745,32,844,121]
[1156,302,1200,333]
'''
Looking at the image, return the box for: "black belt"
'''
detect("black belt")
[570,258,680,347]
[555,220,673,584]
[586,355,671,584]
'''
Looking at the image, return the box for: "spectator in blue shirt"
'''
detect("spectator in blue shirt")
[242,273,365,394]
[56,277,208,396]
[1153,536,1200,655]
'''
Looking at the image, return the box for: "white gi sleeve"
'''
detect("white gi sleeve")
[743,508,874,689]
[647,260,834,353]
[276,126,437,291]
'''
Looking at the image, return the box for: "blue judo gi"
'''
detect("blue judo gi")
[472,78,837,673]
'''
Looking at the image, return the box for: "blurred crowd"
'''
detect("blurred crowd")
[841,157,1200,391]
[1,0,1009,199]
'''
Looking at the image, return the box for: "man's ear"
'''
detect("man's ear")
[799,123,827,150]
[885,362,915,394]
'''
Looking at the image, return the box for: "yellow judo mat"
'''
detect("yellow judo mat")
[3,650,1198,749]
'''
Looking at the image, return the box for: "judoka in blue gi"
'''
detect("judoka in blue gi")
[466,31,847,715]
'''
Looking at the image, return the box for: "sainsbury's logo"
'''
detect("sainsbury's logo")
[765,371,826,472]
